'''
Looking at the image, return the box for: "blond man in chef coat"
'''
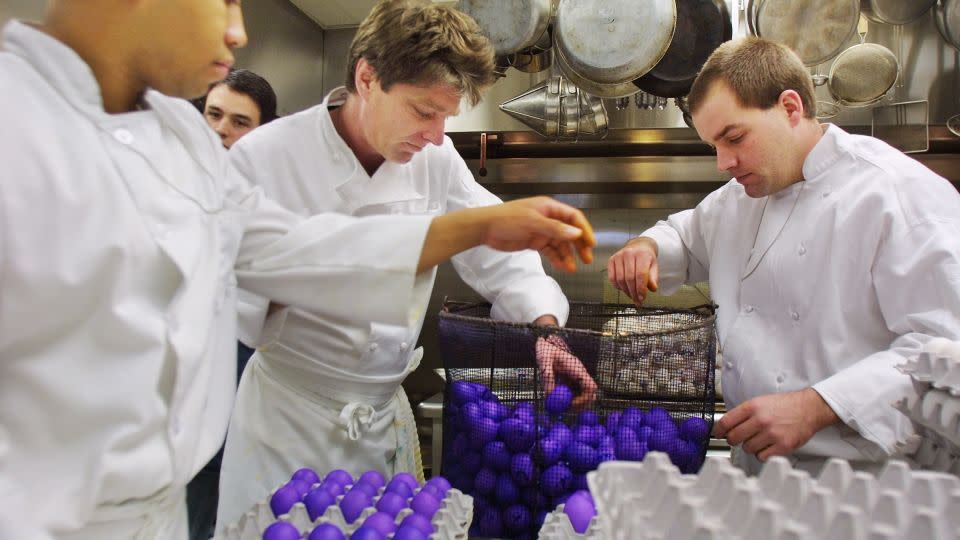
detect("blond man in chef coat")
[215,0,598,528]
[0,0,597,538]
[608,37,960,474]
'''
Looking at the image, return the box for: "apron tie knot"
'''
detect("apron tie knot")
[339,401,375,441]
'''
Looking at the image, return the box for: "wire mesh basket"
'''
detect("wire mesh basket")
[437,301,717,538]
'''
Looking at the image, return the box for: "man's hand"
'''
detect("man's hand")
[713,388,840,462]
[535,333,598,411]
[607,236,659,305]
[419,196,596,274]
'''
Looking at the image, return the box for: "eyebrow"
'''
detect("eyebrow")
[711,124,742,143]
[206,106,253,123]
[413,98,460,118]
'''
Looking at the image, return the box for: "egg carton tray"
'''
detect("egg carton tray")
[898,339,960,396]
[536,504,605,539]
[216,483,473,540]
[585,453,960,540]
[895,388,960,453]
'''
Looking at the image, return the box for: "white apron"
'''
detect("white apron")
[216,348,423,530]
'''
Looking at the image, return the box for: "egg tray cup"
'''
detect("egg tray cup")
[898,344,960,397]
[536,504,605,539]
[585,452,960,540]
[216,483,473,540]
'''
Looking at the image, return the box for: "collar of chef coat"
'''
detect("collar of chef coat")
[802,124,848,183]
[320,87,427,212]
[2,20,226,208]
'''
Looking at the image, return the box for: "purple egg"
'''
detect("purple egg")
[565,441,600,473]
[545,385,574,416]
[577,410,599,426]
[478,507,503,537]
[411,490,442,519]
[262,521,300,540]
[362,511,398,535]
[350,481,378,499]
[620,407,644,432]
[481,400,510,421]
[616,437,648,461]
[461,402,483,429]
[564,492,597,534]
[646,407,673,426]
[339,488,371,524]
[503,504,532,533]
[324,469,354,487]
[482,440,512,471]
[350,527,385,540]
[680,417,711,442]
[512,401,536,421]
[418,483,445,500]
[269,484,301,517]
[358,470,386,491]
[450,380,479,405]
[470,417,499,450]
[510,452,535,487]
[287,478,312,497]
[424,476,451,494]
[392,472,420,491]
[499,418,536,453]
[474,467,497,495]
[307,523,345,540]
[569,490,594,509]
[605,411,622,432]
[495,474,520,506]
[375,491,408,517]
[461,451,483,475]
[542,463,573,497]
[536,510,548,528]
[671,439,700,473]
[392,526,428,540]
[384,477,413,498]
[648,427,676,453]
[615,426,637,446]
[536,437,563,466]
[574,425,601,447]
[303,487,336,521]
[291,467,321,486]
[400,512,434,536]
[548,424,573,449]
[598,447,617,463]
[637,426,653,442]
[598,434,615,453]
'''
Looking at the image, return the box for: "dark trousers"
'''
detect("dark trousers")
[186,342,256,540]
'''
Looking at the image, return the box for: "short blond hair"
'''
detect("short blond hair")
[345,0,497,106]
[688,37,816,119]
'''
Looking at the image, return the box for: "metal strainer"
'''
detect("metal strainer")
[754,0,859,66]
[827,17,898,107]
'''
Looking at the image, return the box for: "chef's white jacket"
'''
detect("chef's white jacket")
[0,22,435,538]
[645,124,960,469]
[216,88,568,528]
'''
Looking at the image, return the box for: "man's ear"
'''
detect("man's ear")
[779,89,805,124]
[355,58,377,99]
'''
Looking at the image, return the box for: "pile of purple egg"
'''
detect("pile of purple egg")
[444,380,710,538]
[559,490,596,534]
[263,468,453,540]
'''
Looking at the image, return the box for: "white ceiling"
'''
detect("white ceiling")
[289,0,458,29]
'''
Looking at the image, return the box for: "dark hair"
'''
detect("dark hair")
[345,0,496,106]
[192,69,279,124]
[688,37,816,119]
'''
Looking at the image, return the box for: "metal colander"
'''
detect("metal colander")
[828,42,899,106]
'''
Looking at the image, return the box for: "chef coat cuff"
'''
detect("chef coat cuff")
[640,226,689,295]
[812,354,918,457]
[490,276,569,326]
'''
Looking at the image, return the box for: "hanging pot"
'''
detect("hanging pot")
[507,29,553,74]
[860,0,937,25]
[935,0,960,50]
[753,0,860,66]
[553,0,675,92]
[553,37,642,99]
[457,0,552,56]
[634,0,732,98]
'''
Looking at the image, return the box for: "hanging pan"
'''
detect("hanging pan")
[754,0,860,66]
[634,0,732,98]
[936,0,960,50]
[826,17,899,107]
[553,0,676,98]
[457,0,552,56]
[860,0,936,26]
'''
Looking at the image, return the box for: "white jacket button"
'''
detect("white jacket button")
[791,311,800,321]
[745,305,755,314]
[776,374,785,383]
[369,343,378,351]
[113,129,134,145]
[798,245,806,256]
[400,342,409,351]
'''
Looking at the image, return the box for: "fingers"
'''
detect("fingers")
[648,260,660,292]
[741,430,775,455]
[712,401,752,438]
[622,253,639,302]
[570,374,598,410]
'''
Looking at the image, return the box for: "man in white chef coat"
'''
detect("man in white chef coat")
[215,0,599,528]
[0,1,597,538]
[608,37,960,475]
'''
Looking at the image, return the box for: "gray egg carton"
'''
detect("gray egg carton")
[896,388,960,455]
[585,452,960,540]
[215,483,472,540]
[897,339,960,396]
[536,504,605,539]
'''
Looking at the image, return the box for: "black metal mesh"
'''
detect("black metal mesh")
[438,301,716,539]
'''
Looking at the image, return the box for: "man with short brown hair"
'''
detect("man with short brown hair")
[608,36,960,474]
